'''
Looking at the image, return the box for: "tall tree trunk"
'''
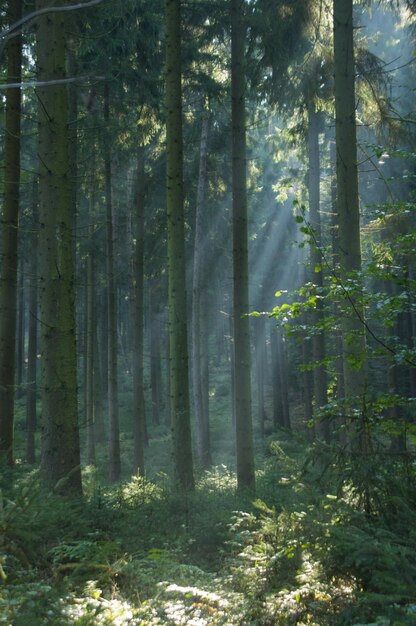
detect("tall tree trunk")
[192,102,211,468]
[307,103,329,442]
[165,0,194,491]
[15,264,25,400]
[26,187,39,465]
[150,309,162,427]
[231,0,255,492]
[104,83,121,482]
[131,149,146,475]
[333,0,367,408]
[255,316,267,438]
[85,227,96,466]
[0,0,22,465]
[36,0,82,495]
[93,325,106,443]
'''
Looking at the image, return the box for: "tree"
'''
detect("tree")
[307,102,330,442]
[231,0,255,492]
[36,0,82,494]
[131,148,146,475]
[26,185,39,465]
[103,82,121,483]
[0,0,23,466]
[165,0,194,491]
[191,100,211,468]
[333,0,367,405]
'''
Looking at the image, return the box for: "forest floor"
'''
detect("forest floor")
[2,403,416,625]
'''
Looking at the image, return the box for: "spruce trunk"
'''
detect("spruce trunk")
[104,84,121,482]
[192,103,211,468]
[165,0,194,491]
[231,0,255,491]
[37,0,82,494]
[333,0,367,407]
[132,150,146,474]
[307,104,329,442]
[0,0,22,465]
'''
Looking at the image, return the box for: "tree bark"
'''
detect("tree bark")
[0,0,22,465]
[131,149,146,475]
[15,264,25,400]
[165,0,194,491]
[104,83,121,482]
[192,102,211,468]
[150,309,163,427]
[231,0,255,492]
[333,0,367,407]
[26,187,39,465]
[85,227,96,466]
[307,103,329,442]
[36,0,82,495]
[255,316,267,438]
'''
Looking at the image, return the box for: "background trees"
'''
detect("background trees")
[1,0,416,619]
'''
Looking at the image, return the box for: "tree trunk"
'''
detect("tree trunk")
[36,0,82,495]
[192,102,211,468]
[26,187,39,465]
[307,103,329,442]
[104,83,121,482]
[86,227,96,466]
[165,0,194,491]
[131,149,146,475]
[333,0,367,408]
[255,316,267,438]
[231,0,255,492]
[93,324,106,443]
[16,264,25,400]
[150,309,163,427]
[0,0,22,465]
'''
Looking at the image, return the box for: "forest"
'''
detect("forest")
[0,0,416,624]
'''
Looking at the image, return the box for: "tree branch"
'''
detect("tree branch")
[1,0,106,41]
[0,75,105,90]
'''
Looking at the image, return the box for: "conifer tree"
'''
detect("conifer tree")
[231,0,255,492]
[165,0,194,491]
[36,0,82,494]
[0,0,22,465]
[333,0,367,404]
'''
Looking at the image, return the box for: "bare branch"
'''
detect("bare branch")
[1,0,106,41]
[0,75,105,90]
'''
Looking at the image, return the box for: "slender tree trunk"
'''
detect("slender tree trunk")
[302,332,314,438]
[16,265,25,400]
[279,329,291,429]
[307,103,329,442]
[165,0,194,491]
[329,137,345,404]
[192,102,211,468]
[131,149,146,475]
[333,0,367,408]
[0,0,22,465]
[104,83,121,482]
[93,325,106,443]
[231,0,255,491]
[271,329,283,429]
[150,310,162,426]
[36,0,82,494]
[255,316,267,438]
[86,227,96,466]
[26,188,39,465]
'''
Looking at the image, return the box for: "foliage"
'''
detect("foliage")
[3,433,416,624]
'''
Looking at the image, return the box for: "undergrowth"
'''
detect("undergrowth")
[1,432,416,625]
